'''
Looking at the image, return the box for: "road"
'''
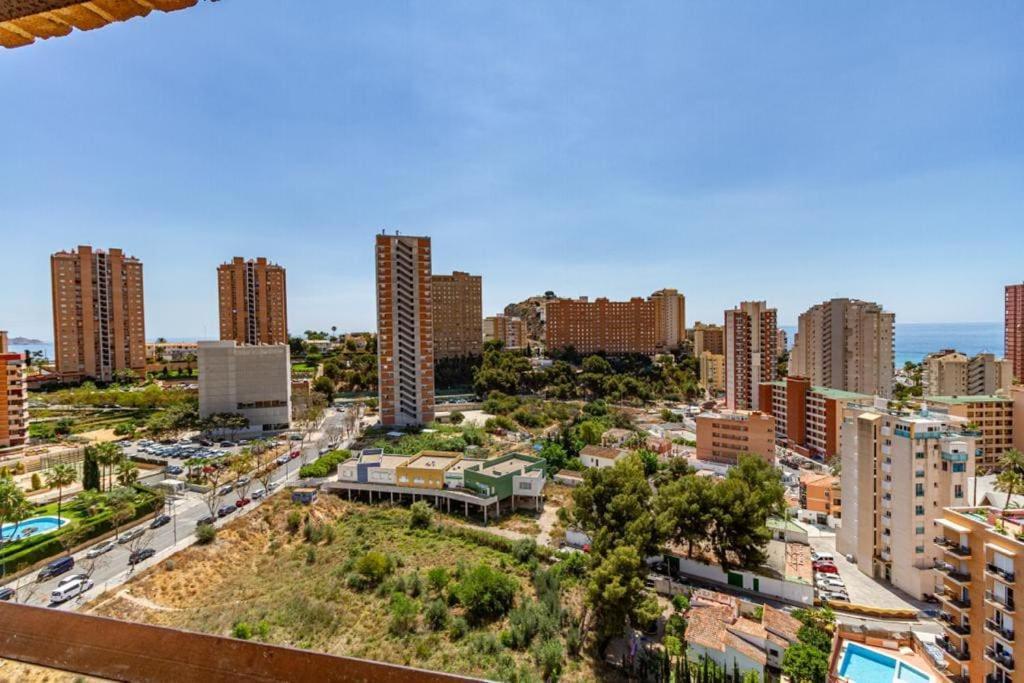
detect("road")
[2,406,358,610]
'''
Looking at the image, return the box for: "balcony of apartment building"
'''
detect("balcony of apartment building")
[938,588,972,613]
[935,560,972,586]
[983,616,1015,646]
[934,535,973,559]
[939,610,972,639]
[882,458,893,475]
[937,635,971,662]
[983,645,1015,673]
[984,589,1016,615]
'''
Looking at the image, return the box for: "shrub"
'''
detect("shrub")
[468,632,502,656]
[345,572,368,590]
[298,449,350,478]
[449,411,465,425]
[231,622,253,639]
[425,599,449,631]
[533,638,564,681]
[355,550,393,586]
[448,616,469,641]
[671,594,690,613]
[30,473,41,491]
[555,550,587,578]
[255,620,270,640]
[511,538,537,564]
[406,571,423,598]
[388,592,419,636]
[305,547,317,565]
[484,415,517,433]
[286,510,303,534]
[409,501,433,530]
[455,563,518,623]
[427,567,449,593]
[195,522,217,544]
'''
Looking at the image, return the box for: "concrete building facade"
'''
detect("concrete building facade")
[544,296,658,355]
[0,331,28,450]
[197,341,291,433]
[724,301,778,410]
[50,245,146,382]
[650,288,686,351]
[1006,283,1024,384]
[922,395,1013,470]
[799,472,840,526]
[431,271,482,359]
[837,402,976,599]
[483,315,527,350]
[925,350,1012,397]
[693,322,725,357]
[790,298,895,398]
[375,234,435,427]
[699,351,726,395]
[695,410,776,466]
[217,257,288,346]
[759,376,870,460]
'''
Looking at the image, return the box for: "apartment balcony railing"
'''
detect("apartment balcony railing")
[986,563,1015,583]
[984,619,1015,643]
[985,647,1015,671]
[938,636,970,661]
[986,591,1016,613]
[938,592,971,611]
[939,613,971,636]
[915,430,943,439]
[934,537,972,557]
[935,562,971,584]
[942,451,969,463]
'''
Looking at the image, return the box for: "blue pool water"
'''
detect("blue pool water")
[0,516,67,541]
[838,643,932,683]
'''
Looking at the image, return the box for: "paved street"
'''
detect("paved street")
[1,406,357,610]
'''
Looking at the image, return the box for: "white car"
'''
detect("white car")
[811,551,835,563]
[50,578,93,604]
[117,527,145,544]
[86,540,116,558]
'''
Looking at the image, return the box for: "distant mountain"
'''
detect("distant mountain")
[10,337,46,345]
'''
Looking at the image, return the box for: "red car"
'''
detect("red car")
[814,563,839,575]
[289,451,300,460]
[235,498,251,507]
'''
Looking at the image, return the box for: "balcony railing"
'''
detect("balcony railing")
[984,619,1015,642]
[934,537,972,557]
[939,592,971,610]
[938,636,970,661]
[986,591,1016,612]
[985,646,1015,670]
[986,563,1016,583]
[936,562,971,583]
[940,615,971,636]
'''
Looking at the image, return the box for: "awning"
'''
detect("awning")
[0,0,199,49]
[935,518,971,534]
[985,542,1017,558]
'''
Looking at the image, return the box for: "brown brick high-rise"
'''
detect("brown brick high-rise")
[217,257,288,346]
[1005,283,1024,383]
[431,271,482,359]
[724,300,778,410]
[376,234,435,427]
[51,245,146,382]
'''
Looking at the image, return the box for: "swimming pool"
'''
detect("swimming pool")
[0,516,68,542]
[838,642,932,683]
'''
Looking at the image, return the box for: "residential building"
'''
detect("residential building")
[693,322,725,357]
[649,288,686,350]
[431,271,482,359]
[50,245,146,381]
[923,395,1013,470]
[695,410,776,466]
[483,314,528,349]
[375,233,435,427]
[579,444,628,469]
[827,627,945,683]
[1006,283,1024,383]
[0,331,28,450]
[217,257,288,346]
[925,350,1012,397]
[758,376,870,460]
[545,296,658,355]
[789,297,895,398]
[933,506,1024,683]
[396,451,461,490]
[146,341,198,362]
[837,402,976,599]
[197,341,291,433]
[798,472,840,527]
[777,328,788,354]
[724,301,778,410]
[699,351,725,395]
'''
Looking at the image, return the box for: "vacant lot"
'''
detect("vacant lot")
[88,495,606,682]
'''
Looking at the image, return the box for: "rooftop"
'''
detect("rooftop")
[923,394,1012,405]
[404,451,461,470]
[477,456,535,477]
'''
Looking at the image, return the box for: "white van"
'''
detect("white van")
[811,551,835,563]
[50,578,93,604]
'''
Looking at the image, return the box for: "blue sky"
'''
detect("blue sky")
[2,2,1023,340]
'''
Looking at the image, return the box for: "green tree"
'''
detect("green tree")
[0,478,34,554]
[584,544,647,651]
[455,563,518,623]
[995,448,1024,513]
[44,463,78,522]
[116,459,140,487]
[782,643,829,683]
[313,375,336,402]
[571,454,661,559]
[656,473,715,557]
[82,446,102,491]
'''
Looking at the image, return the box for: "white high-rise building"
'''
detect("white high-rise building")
[198,341,291,433]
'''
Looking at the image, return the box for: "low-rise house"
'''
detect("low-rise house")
[395,451,462,489]
[580,444,628,469]
[443,458,486,489]
[553,470,584,487]
[648,422,688,439]
[291,488,318,505]
[798,471,841,528]
[600,428,633,447]
[463,453,546,507]
[645,435,673,456]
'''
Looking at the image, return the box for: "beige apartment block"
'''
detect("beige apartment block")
[699,351,725,395]
[759,376,870,460]
[198,341,291,433]
[695,410,776,466]
[922,395,1013,470]
[50,245,146,382]
[837,402,976,600]
[693,322,725,357]
[376,234,435,427]
[431,271,482,359]
[650,288,686,350]
[0,331,28,450]
[790,298,894,398]
[483,315,527,349]
[217,257,288,346]
[925,350,1012,397]
[933,506,1023,683]
[724,301,778,410]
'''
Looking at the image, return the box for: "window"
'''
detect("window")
[916,526,925,535]
[915,452,925,459]
[915,484,925,497]
[954,485,963,499]
[953,463,966,473]
[915,470,925,478]
[915,546,925,554]
[915,505,925,515]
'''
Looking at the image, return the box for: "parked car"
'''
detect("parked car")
[0,587,15,601]
[816,577,845,590]
[118,527,145,544]
[319,446,330,455]
[219,441,236,448]
[150,515,171,529]
[267,482,280,493]
[251,489,266,500]
[276,455,290,465]
[165,466,184,475]
[57,573,89,587]
[235,497,251,507]
[50,578,93,604]
[129,548,156,565]
[218,484,234,496]
[217,504,237,518]
[196,515,215,527]
[236,475,251,486]
[86,540,116,559]
[820,590,850,602]
[811,551,835,563]
[289,451,300,460]
[37,556,75,581]
[814,563,840,575]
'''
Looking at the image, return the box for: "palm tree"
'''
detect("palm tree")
[0,477,34,549]
[995,449,1024,514]
[115,460,140,487]
[44,463,78,523]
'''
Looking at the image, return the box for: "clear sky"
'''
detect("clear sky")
[2,2,1022,340]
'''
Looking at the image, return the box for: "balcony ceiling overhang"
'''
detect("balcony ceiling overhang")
[0,0,199,48]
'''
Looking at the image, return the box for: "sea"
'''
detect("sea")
[780,322,1004,367]
[8,322,1006,368]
